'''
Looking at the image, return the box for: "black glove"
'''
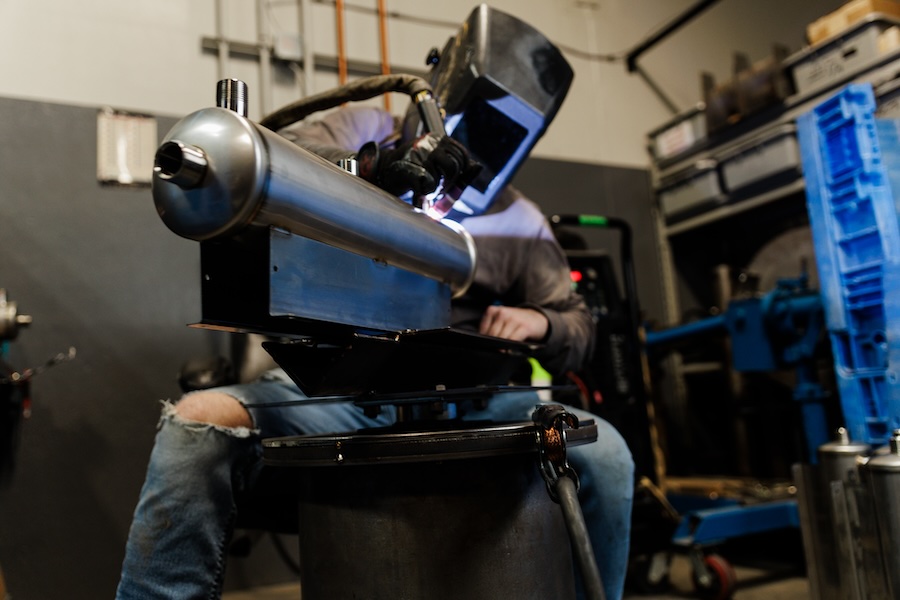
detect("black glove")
[357,133,481,198]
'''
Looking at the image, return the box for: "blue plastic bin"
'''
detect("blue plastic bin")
[798,83,900,446]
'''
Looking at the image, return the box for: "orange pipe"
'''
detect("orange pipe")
[377,0,391,111]
[335,0,348,84]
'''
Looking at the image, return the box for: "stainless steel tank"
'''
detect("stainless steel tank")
[151,102,476,296]
[816,428,871,600]
[819,427,871,487]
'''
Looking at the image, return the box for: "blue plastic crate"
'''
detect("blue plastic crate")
[798,83,900,446]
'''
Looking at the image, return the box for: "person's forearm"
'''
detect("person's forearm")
[533,306,595,375]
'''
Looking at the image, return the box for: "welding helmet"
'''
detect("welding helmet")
[403,4,573,218]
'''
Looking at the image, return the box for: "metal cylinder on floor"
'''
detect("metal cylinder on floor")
[817,428,871,600]
[863,430,900,598]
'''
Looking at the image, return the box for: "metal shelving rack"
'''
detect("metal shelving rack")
[650,41,900,426]
[640,23,900,585]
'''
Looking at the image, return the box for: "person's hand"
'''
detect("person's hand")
[357,134,481,197]
[479,305,549,342]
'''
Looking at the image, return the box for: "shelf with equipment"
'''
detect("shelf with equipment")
[628,10,900,595]
[646,21,900,480]
[651,42,900,344]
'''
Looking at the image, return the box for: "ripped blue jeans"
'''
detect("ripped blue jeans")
[115,369,633,600]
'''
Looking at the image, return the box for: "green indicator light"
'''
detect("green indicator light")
[578,215,608,227]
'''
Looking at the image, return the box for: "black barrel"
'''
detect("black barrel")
[264,421,597,599]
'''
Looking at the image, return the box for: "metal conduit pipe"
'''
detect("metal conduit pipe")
[151,105,476,296]
[335,0,348,84]
[256,0,273,115]
[300,0,315,96]
[215,0,229,80]
[377,0,391,112]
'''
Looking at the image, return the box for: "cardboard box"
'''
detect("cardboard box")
[807,0,900,44]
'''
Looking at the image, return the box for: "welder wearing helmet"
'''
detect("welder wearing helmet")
[116,6,633,600]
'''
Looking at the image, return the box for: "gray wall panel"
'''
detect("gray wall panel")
[0,97,228,599]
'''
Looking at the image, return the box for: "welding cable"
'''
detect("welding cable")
[555,475,607,600]
[259,74,432,131]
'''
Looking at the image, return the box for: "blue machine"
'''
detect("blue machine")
[646,274,831,461]
[643,275,825,596]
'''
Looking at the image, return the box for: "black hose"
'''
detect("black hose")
[556,476,607,600]
[259,74,432,131]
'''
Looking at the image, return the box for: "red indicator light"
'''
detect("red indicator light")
[570,270,583,283]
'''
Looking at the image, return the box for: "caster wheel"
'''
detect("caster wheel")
[628,552,671,594]
[692,553,737,600]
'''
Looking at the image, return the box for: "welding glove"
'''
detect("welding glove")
[357,133,481,199]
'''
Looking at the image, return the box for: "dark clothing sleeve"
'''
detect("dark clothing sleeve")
[520,234,595,376]
[453,187,595,376]
[277,105,396,158]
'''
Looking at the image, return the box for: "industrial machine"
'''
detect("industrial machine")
[639,273,827,598]
[0,290,74,485]
[1,291,75,600]
[153,81,597,599]
[0,289,31,600]
[149,6,607,598]
[0,288,32,485]
[647,272,830,458]
[552,215,660,486]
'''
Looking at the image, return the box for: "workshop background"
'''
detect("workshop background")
[0,0,875,598]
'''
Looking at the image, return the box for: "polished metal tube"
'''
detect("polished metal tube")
[151,107,476,295]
